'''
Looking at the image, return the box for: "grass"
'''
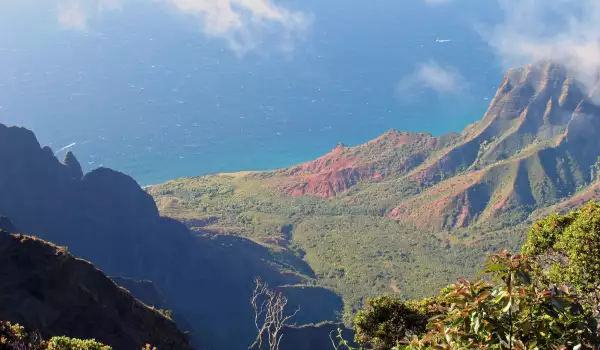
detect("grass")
[149,174,527,322]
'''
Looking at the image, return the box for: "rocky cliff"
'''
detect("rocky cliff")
[0,123,342,350]
[0,230,193,350]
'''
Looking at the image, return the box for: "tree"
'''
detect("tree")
[401,251,597,350]
[334,205,600,350]
[522,201,600,314]
[352,296,440,349]
[249,278,299,350]
[335,251,598,350]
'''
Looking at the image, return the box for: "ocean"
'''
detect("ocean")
[0,0,504,185]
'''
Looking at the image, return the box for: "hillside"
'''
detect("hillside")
[0,123,342,349]
[149,62,600,317]
[0,229,192,350]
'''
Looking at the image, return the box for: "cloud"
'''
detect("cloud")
[398,61,468,98]
[163,0,311,54]
[57,0,310,54]
[483,0,600,93]
[58,0,121,30]
[59,2,88,30]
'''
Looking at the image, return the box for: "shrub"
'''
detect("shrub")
[402,251,598,349]
[353,296,444,349]
[47,336,111,350]
[0,320,46,349]
[0,321,112,350]
[336,251,599,350]
[523,201,600,314]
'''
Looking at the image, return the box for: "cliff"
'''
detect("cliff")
[0,230,193,350]
[0,123,343,350]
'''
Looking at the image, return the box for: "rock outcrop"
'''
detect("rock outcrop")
[64,151,84,180]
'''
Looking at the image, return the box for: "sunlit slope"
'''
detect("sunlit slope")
[149,62,600,316]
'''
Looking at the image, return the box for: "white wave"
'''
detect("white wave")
[55,142,77,154]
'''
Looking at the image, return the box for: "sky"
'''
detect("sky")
[1,0,598,184]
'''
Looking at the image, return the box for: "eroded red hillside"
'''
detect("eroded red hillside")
[256,130,455,198]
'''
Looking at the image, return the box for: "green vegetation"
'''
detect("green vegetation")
[352,296,438,349]
[334,206,600,349]
[0,320,111,350]
[338,253,598,349]
[148,63,600,336]
[150,174,526,320]
[523,201,600,314]
[47,337,111,350]
[158,309,174,320]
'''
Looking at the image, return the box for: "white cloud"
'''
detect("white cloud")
[57,0,311,54]
[58,0,121,30]
[398,61,467,97]
[59,1,88,30]
[163,0,311,54]
[483,0,600,93]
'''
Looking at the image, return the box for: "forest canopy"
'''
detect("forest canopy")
[336,202,600,350]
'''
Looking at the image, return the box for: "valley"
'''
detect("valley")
[149,62,600,320]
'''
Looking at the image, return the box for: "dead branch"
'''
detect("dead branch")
[249,278,299,350]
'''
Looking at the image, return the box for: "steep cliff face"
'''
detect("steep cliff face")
[0,231,193,350]
[0,123,343,350]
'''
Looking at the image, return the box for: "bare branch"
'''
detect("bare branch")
[249,277,298,350]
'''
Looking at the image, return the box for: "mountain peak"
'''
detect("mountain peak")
[333,142,346,153]
[240,63,600,228]
[386,62,600,230]
[64,151,84,180]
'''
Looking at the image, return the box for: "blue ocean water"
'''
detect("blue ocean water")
[0,0,504,185]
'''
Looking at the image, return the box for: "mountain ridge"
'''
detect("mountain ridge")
[0,123,343,349]
[245,62,600,230]
[149,62,600,317]
[0,230,193,350]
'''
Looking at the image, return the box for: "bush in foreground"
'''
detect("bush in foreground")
[1,320,112,350]
[336,203,600,349]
